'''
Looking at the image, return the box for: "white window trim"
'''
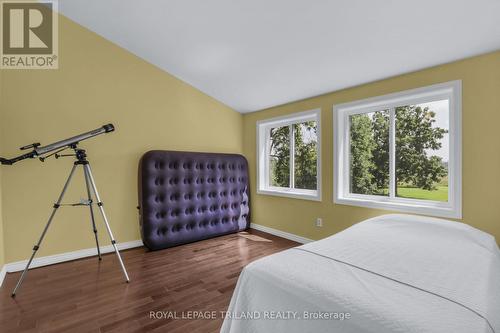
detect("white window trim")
[333,80,462,219]
[257,109,322,201]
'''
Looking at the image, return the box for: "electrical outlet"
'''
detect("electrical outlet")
[315,218,323,227]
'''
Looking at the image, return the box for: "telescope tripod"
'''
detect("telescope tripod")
[11,146,130,297]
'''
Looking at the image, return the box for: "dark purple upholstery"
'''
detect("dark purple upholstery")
[138,150,250,250]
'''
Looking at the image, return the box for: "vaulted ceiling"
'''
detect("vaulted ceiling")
[58,0,500,112]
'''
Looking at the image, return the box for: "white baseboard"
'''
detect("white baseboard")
[0,265,6,288]
[250,223,314,244]
[0,226,310,286]
[4,239,143,274]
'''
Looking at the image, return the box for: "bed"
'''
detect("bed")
[221,214,500,333]
[138,150,250,250]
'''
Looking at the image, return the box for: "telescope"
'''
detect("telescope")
[2,122,130,297]
[0,124,115,165]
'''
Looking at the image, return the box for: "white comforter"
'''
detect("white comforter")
[221,214,500,333]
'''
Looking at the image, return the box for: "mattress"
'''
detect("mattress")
[138,150,250,250]
[221,214,500,333]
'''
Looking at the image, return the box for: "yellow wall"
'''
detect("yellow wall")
[0,164,4,269]
[243,51,500,243]
[0,15,242,262]
[0,68,4,269]
[0,167,4,269]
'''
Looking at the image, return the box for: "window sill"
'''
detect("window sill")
[257,188,321,202]
[334,195,461,219]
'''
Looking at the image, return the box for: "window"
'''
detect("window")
[257,109,321,201]
[334,81,461,218]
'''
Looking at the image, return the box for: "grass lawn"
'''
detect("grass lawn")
[395,186,448,202]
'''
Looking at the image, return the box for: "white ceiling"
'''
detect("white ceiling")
[58,0,500,113]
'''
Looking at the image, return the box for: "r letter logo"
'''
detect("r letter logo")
[1,1,58,69]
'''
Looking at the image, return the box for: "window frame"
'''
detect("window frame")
[333,81,462,218]
[257,109,322,201]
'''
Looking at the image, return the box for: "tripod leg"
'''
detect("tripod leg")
[84,167,101,260]
[11,164,78,297]
[83,164,130,282]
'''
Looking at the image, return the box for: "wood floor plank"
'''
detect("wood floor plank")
[0,229,298,333]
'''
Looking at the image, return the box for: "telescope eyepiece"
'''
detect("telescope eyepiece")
[19,142,40,151]
[103,124,115,133]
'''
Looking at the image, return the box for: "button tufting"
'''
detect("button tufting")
[185,207,195,215]
[154,195,165,203]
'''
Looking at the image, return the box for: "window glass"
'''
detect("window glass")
[269,125,290,188]
[395,100,449,202]
[349,110,389,196]
[293,121,318,190]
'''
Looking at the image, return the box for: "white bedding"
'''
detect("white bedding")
[221,214,500,333]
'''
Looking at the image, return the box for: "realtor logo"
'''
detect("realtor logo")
[1,0,58,69]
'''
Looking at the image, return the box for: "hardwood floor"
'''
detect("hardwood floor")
[0,230,298,333]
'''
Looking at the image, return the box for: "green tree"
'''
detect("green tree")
[269,126,290,187]
[350,114,378,194]
[269,122,317,190]
[371,111,390,190]
[395,105,447,190]
[350,105,447,194]
[294,122,317,190]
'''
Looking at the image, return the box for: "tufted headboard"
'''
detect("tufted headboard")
[138,150,250,250]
